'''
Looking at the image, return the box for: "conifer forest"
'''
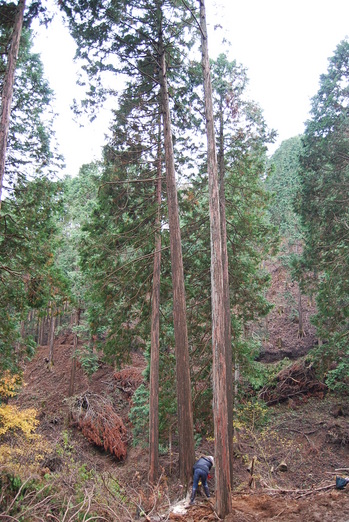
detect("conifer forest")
[0,1,348,520]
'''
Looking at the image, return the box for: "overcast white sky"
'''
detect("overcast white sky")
[33,0,349,177]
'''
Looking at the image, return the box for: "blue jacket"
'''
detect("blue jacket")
[193,457,212,475]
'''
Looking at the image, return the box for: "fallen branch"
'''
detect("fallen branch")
[265,482,335,498]
[295,484,335,499]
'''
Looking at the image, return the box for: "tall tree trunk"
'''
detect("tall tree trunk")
[39,314,46,345]
[159,33,194,489]
[69,307,81,397]
[0,0,25,208]
[295,243,304,337]
[199,0,232,516]
[297,284,304,338]
[149,122,162,484]
[218,101,234,486]
[48,304,55,368]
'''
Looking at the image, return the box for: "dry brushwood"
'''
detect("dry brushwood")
[70,393,127,459]
[259,360,327,405]
[114,367,144,397]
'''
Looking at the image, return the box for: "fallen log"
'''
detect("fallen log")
[265,483,335,498]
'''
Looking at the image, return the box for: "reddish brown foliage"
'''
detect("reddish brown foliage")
[71,393,127,459]
[259,360,327,405]
[114,367,144,397]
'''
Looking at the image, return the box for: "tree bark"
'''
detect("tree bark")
[149,120,162,484]
[159,32,194,489]
[0,0,26,209]
[69,307,81,397]
[218,101,234,486]
[297,284,304,337]
[48,304,56,368]
[199,0,232,516]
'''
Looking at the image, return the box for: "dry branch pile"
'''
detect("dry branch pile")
[259,360,327,405]
[114,367,144,397]
[70,393,127,459]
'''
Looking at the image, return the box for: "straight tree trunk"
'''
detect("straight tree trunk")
[218,102,234,486]
[149,121,162,484]
[295,243,304,337]
[38,315,46,346]
[48,304,56,368]
[199,0,232,517]
[159,33,195,489]
[0,0,26,208]
[297,285,304,337]
[69,307,81,397]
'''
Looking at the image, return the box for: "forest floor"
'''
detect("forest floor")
[6,262,349,520]
[9,337,349,521]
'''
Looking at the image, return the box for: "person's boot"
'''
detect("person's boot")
[190,488,196,504]
[204,485,210,498]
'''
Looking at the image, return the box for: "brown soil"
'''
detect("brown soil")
[10,334,349,521]
[259,261,317,363]
[6,258,349,520]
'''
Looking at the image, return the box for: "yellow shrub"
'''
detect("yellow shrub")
[0,371,22,400]
[0,404,39,437]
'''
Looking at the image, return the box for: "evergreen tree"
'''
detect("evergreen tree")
[266,137,306,337]
[0,0,25,206]
[266,136,302,239]
[296,39,349,389]
[0,1,59,203]
[0,3,64,372]
[198,1,232,514]
[60,0,197,487]
[0,177,64,372]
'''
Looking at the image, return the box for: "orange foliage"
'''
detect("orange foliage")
[71,394,127,460]
[114,367,144,392]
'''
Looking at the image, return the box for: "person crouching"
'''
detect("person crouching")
[190,455,214,504]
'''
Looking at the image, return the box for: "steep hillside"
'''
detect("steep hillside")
[260,260,317,363]
[3,264,349,521]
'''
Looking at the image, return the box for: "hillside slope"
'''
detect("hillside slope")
[3,263,349,521]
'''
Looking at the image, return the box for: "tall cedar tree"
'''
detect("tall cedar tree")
[62,0,199,486]
[297,39,349,389]
[0,178,64,372]
[0,6,64,372]
[0,0,55,204]
[198,0,231,516]
[0,0,25,207]
[178,52,275,421]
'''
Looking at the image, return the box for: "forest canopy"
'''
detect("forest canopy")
[0,0,348,518]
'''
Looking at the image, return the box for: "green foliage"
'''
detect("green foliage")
[295,39,349,387]
[129,384,149,447]
[235,399,269,431]
[76,347,100,376]
[0,178,66,371]
[1,24,63,188]
[0,18,66,372]
[266,136,303,240]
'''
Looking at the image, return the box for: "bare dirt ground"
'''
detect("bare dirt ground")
[10,334,349,521]
[6,256,348,520]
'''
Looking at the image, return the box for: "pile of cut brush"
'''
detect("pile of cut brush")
[259,359,327,405]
